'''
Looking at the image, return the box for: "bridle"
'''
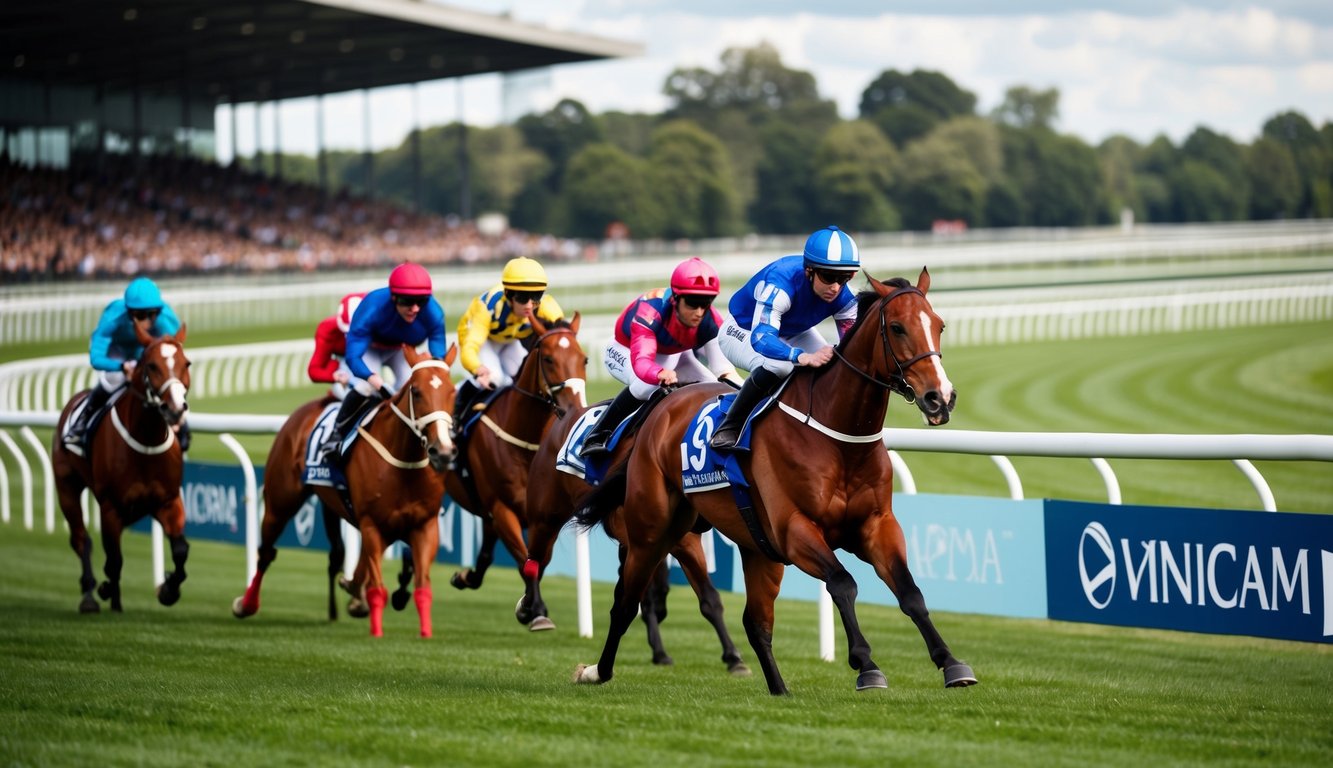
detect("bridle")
[830,285,941,404]
[357,358,455,470]
[510,326,584,419]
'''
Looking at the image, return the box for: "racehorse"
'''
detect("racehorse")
[434,314,586,599]
[232,343,458,638]
[51,324,192,613]
[521,397,750,675]
[573,270,977,694]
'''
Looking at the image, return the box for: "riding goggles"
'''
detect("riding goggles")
[507,290,544,305]
[812,268,856,286]
[129,309,161,322]
[678,294,714,310]
[393,294,431,308]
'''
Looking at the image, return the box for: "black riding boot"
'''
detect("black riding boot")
[580,387,643,458]
[709,368,782,451]
[319,389,371,465]
[454,379,480,424]
[65,385,113,452]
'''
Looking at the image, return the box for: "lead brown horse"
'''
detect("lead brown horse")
[522,397,750,674]
[574,270,977,694]
[51,323,192,613]
[232,343,458,638]
[438,315,586,598]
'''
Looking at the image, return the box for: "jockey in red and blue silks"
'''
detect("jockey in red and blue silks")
[581,258,739,457]
[317,263,448,463]
[709,225,861,451]
[64,276,184,453]
[308,292,366,400]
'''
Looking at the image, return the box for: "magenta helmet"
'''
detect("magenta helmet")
[388,263,432,296]
[669,257,720,296]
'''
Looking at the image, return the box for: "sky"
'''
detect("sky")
[214,1,1333,161]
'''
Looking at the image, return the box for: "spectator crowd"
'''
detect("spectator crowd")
[1,156,584,284]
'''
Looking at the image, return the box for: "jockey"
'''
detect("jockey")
[317,263,448,464]
[64,276,186,454]
[709,225,860,451]
[581,257,740,457]
[454,256,563,415]
[308,292,367,400]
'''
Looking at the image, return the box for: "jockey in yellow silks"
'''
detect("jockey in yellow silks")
[456,256,564,391]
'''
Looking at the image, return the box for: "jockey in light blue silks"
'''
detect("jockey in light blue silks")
[316,262,449,464]
[65,276,185,453]
[709,226,861,451]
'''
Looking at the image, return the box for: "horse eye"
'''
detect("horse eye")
[890,322,906,335]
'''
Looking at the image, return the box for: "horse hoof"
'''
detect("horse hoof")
[529,616,555,632]
[231,596,256,618]
[855,670,889,691]
[515,596,532,625]
[97,581,113,600]
[157,584,181,607]
[391,590,411,612]
[450,571,469,590]
[337,576,358,596]
[79,597,100,614]
[944,663,978,688]
[727,662,752,677]
[573,663,601,684]
[652,653,674,666]
[347,599,369,619]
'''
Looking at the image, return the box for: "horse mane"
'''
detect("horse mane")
[835,279,910,353]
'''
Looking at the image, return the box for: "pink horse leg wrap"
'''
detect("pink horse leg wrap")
[414,586,433,638]
[522,559,540,581]
[241,571,265,614]
[367,586,388,637]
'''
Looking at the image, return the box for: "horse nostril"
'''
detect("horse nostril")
[922,390,943,413]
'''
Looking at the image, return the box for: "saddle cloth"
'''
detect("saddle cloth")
[554,403,612,485]
[60,388,128,457]
[301,401,381,488]
[679,384,786,493]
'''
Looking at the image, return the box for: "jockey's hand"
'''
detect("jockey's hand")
[367,373,385,393]
[718,371,743,387]
[379,386,395,401]
[797,346,834,368]
[121,360,137,375]
[475,366,495,389]
[657,369,678,386]
[334,371,350,385]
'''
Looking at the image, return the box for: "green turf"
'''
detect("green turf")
[1,524,1329,767]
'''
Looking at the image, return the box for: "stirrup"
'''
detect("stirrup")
[709,427,741,451]
[579,433,611,458]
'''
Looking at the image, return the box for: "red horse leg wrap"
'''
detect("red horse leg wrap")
[367,586,388,637]
[522,559,540,581]
[414,586,433,639]
[241,571,265,614]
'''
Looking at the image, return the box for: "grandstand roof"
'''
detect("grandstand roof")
[1,0,641,104]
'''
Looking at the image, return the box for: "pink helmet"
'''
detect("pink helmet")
[388,263,432,296]
[336,292,366,334]
[670,257,720,296]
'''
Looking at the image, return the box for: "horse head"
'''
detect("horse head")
[398,343,459,471]
[861,268,955,426]
[523,312,587,412]
[133,322,191,427]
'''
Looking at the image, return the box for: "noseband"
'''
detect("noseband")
[831,285,941,403]
[386,359,455,448]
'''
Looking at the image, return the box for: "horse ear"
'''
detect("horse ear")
[134,320,154,346]
[917,267,931,295]
[444,342,459,367]
[865,271,889,296]
[174,323,187,344]
[569,311,581,334]
[530,313,548,335]
[402,343,421,366]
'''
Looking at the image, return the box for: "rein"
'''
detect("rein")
[113,344,187,455]
[509,326,582,419]
[357,358,454,469]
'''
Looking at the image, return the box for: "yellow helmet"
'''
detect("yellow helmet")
[501,257,548,291]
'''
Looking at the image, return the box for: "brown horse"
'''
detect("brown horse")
[574,270,977,694]
[522,397,750,675]
[438,315,586,600]
[232,343,458,638]
[51,324,192,613]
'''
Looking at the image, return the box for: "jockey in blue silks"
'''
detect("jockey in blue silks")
[709,225,861,451]
[64,276,185,453]
[317,262,449,464]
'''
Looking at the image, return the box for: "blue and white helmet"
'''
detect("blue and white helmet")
[803,226,860,271]
[123,276,164,310]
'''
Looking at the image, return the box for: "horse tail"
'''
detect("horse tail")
[573,462,628,531]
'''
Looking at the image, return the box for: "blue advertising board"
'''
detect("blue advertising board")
[1046,500,1333,644]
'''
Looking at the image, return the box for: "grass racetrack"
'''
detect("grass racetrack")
[1,524,1330,767]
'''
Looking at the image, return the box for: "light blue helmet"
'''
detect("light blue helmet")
[803,226,860,271]
[123,277,164,310]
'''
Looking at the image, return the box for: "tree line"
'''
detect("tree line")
[269,43,1333,239]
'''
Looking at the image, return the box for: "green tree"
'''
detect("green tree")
[897,133,987,230]
[1169,159,1235,222]
[511,100,603,231]
[1179,127,1248,220]
[1245,137,1301,219]
[561,143,660,239]
[811,120,900,231]
[992,86,1061,130]
[859,69,978,147]
[646,119,742,239]
[751,122,823,235]
[997,123,1103,226]
[1097,136,1144,223]
[1262,110,1332,217]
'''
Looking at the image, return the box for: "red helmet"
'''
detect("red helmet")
[670,257,720,296]
[336,292,366,334]
[388,263,432,296]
